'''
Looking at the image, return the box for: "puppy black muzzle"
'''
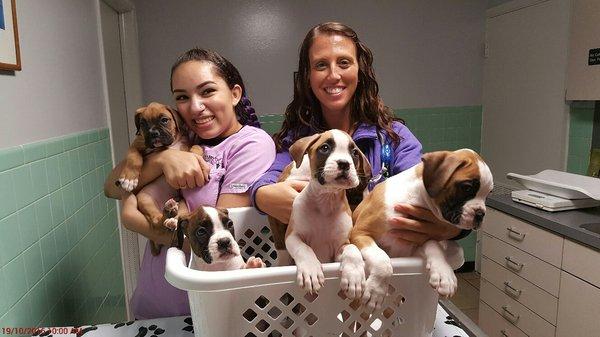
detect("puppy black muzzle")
[473,209,485,229]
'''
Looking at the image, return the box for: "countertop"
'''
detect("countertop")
[486,192,600,250]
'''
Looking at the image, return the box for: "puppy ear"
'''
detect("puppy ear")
[171,218,188,250]
[166,105,183,133]
[356,148,372,181]
[289,134,320,168]
[134,107,146,135]
[422,151,465,198]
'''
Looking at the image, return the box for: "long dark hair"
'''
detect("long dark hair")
[170,48,259,128]
[273,22,401,151]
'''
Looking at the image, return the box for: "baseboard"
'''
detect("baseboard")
[456,261,475,273]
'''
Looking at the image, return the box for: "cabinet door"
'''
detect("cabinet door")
[482,0,570,185]
[556,271,600,337]
[566,0,600,100]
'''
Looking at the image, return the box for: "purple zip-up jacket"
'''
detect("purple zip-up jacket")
[249,121,471,240]
[250,121,422,212]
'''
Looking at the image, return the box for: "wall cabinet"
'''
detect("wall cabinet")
[480,208,600,337]
[565,0,600,100]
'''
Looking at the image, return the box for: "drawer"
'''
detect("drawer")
[562,239,600,287]
[479,301,528,337]
[482,233,560,296]
[481,256,558,324]
[484,208,564,267]
[480,279,555,337]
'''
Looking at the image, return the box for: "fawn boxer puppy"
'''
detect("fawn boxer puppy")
[347,149,493,311]
[164,199,264,270]
[115,102,205,255]
[282,130,371,295]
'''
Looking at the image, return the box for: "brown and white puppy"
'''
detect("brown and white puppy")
[282,130,371,295]
[164,199,265,271]
[115,102,203,255]
[348,149,493,311]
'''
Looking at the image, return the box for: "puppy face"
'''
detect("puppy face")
[421,149,493,230]
[176,206,240,264]
[134,102,181,149]
[289,130,369,189]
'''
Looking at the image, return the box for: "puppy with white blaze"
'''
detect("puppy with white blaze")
[164,199,264,271]
[347,149,493,311]
[283,130,371,296]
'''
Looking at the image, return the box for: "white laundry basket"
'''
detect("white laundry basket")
[165,207,438,337]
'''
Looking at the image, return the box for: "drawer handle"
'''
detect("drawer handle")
[503,281,522,298]
[501,330,509,337]
[505,256,524,271]
[501,305,520,323]
[506,227,526,241]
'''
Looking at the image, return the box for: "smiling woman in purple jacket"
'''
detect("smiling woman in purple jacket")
[251,22,469,246]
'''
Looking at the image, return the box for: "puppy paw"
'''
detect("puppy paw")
[340,261,365,300]
[296,261,325,294]
[426,259,457,298]
[361,275,389,312]
[244,257,266,269]
[163,198,179,217]
[116,177,139,192]
[163,218,178,231]
[117,167,140,192]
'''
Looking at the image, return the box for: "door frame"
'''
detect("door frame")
[96,0,143,320]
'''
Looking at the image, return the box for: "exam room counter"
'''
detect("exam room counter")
[481,189,600,336]
[486,191,600,251]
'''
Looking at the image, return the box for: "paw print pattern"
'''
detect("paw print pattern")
[182,317,194,334]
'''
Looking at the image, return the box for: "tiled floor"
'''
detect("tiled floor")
[450,271,481,324]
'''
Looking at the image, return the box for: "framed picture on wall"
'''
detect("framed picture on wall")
[0,0,21,71]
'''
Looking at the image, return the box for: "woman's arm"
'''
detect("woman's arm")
[120,194,173,245]
[104,148,210,200]
[255,180,307,223]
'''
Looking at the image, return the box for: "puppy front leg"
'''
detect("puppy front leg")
[417,240,458,298]
[117,141,144,192]
[337,243,365,300]
[286,233,324,294]
[359,241,393,312]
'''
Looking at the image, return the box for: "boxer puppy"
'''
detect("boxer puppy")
[283,130,371,295]
[164,199,265,270]
[347,149,493,311]
[114,102,205,255]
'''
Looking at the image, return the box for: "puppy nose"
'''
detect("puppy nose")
[149,128,160,137]
[337,160,350,171]
[474,209,485,224]
[217,238,231,250]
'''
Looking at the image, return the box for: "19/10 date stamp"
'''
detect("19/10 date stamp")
[2,327,82,335]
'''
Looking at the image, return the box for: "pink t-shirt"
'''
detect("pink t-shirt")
[182,125,276,210]
[130,126,276,319]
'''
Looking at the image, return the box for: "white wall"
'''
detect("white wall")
[133,0,486,115]
[0,0,108,148]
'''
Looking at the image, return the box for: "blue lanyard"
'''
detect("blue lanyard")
[368,130,392,186]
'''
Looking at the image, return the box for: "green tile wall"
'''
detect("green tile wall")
[0,128,126,333]
[567,102,595,175]
[396,106,482,153]
[259,105,483,263]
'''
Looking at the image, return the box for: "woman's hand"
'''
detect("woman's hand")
[388,203,462,245]
[155,148,211,189]
[121,194,172,246]
[255,180,308,223]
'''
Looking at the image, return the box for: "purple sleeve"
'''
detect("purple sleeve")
[220,130,276,195]
[390,122,423,175]
[249,149,292,213]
